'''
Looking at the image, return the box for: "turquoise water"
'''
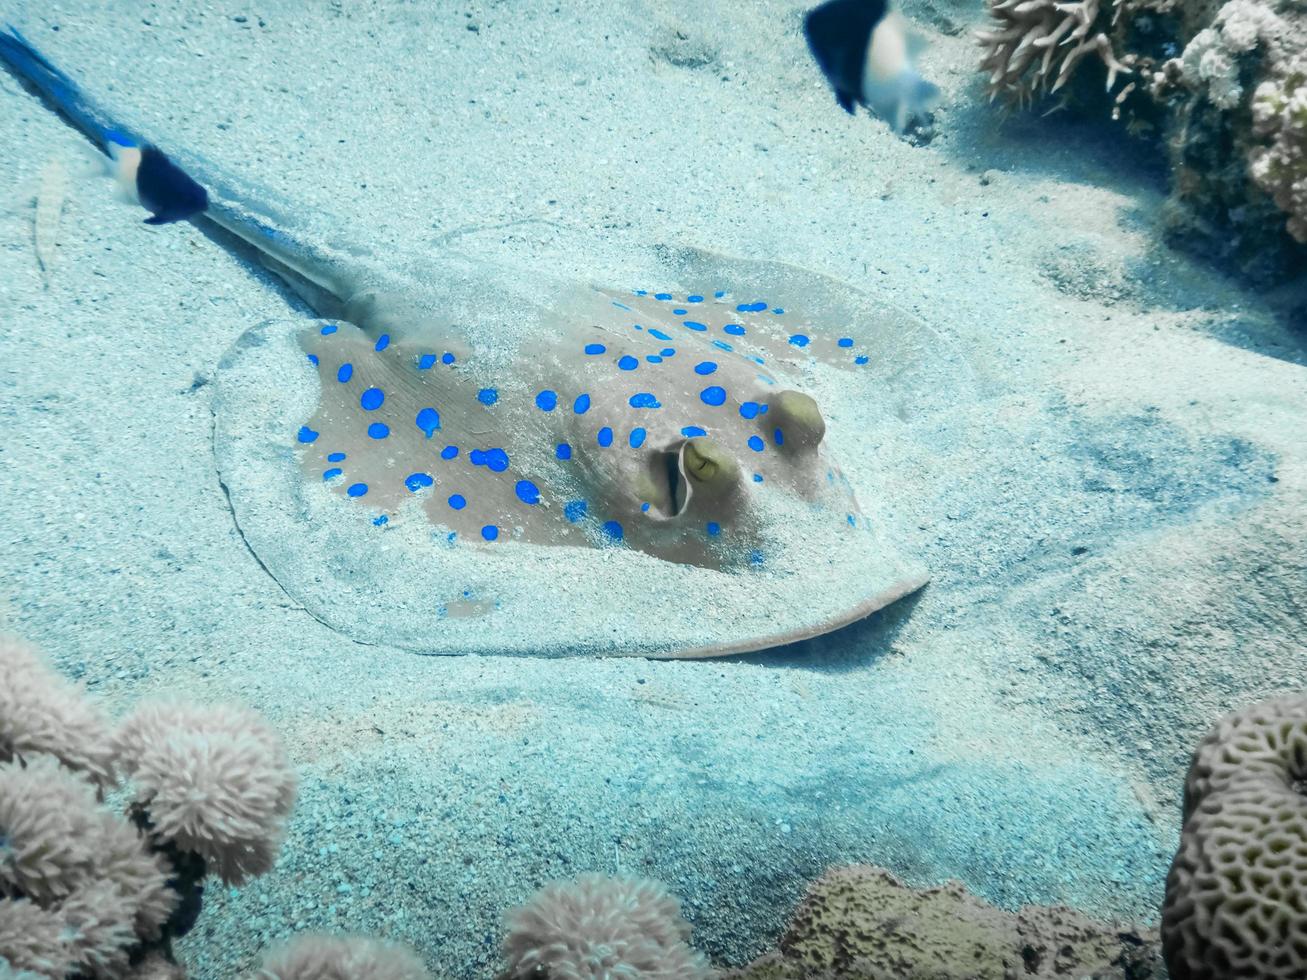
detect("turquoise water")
[1,1,1303,977]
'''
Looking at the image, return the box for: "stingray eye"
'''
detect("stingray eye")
[679,438,740,503]
[771,390,826,451]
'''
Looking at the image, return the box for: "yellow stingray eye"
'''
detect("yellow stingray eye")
[682,437,740,490]
[771,390,826,451]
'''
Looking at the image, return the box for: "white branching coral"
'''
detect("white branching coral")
[0,634,116,787]
[114,701,298,885]
[1170,0,1285,108]
[1250,60,1307,241]
[252,934,432,980]
[501,874,715,980]
[0,636,298,978]
[976,0,1134,107]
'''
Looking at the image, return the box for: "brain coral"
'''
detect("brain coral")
[1162,693,1307,979]
[726,864,1153,979]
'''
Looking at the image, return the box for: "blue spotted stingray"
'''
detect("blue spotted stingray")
[1,28,945,657]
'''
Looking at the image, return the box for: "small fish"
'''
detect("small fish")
[803,0,939,133]
[108,137,208,225]
[33,156,67,283]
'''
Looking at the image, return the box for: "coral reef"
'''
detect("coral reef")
[499,873,715,980]
[976,0,1134,109]
[726,865,1161,979]
[1162,694,1307,979]
[1250,56,1307,242]
[976,0,1307,282]
[0,636,297,978]
[251,934,431,980]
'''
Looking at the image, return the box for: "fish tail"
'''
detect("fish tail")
[0,26,142,154]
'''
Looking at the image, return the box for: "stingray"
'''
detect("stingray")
[0,27,963,657]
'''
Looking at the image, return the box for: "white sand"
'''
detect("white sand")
[1,0,1304,975]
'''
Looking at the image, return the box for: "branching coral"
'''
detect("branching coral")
[0,636,298,978]
[976,0,1134,108]
[252,934,431,980]
[1251,58,1307,242]
[500,874,715,980]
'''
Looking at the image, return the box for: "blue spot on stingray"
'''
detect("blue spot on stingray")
[855,355,869,365]
[715,290,726,298]
[774,427,785,446]
[682,425,706,437]
[749,549,765,566]
[752,473,763,483]
[711,340,734,352]
[694,361,718,375]
[347,482,368,497]
[602,520,624,542]
[470,448,510,472]
[307,354,318,365]
[405,472,434,491]
[654,292,672,301]
[635,289,647,295]
[700,386,726,406]
[441,445,459,460]
[373,515,388,526]
[838,337,854,348]
[629,427,646,448]
[687,294,703,303]
[612,300,632,311]
[649,329,672,341]
[597,427,614,447]
[556,442,572,460]
[633,324,644,331]
[789,334,810,348]
[535,390,558,411]
[759,404,770,413]
[368,422,390,440]
[618,355,639,371]
[706,521,721,536]
[641,502,650,512]
[724,323,746,336]
[737,301,767,313]
[683,321,707,332]
[585,343,606,355]
[360,388,384,411]
[320,324,338,335]
[297,426,319,444]
[748,435,765,452]
[773,308,785,315]
[419,353,437,369]
[323,467,342,480]
[448,494,466,510]
[416,407,441,437]
[660,347,676,357]
[337,363,353,383]
[750,356,766,366]
[564,500,587,523]
[375,334,390,351]
[442,352,456,365]
[481,525,499,541]
[739,401,760,419]
[477,388,498,406]
[327,452,346,462]
[515,480,541,505]
[673,308,687,315]
[574,393,591,414]
[646,355,663,364]
[847,514,857,527]
[629,393,661,409]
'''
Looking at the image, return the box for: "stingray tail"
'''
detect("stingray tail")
[0,26,143,154]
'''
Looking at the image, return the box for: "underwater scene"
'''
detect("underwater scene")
[1,0,1305,977]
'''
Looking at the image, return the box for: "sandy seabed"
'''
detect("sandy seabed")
[1,0,1304,976]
